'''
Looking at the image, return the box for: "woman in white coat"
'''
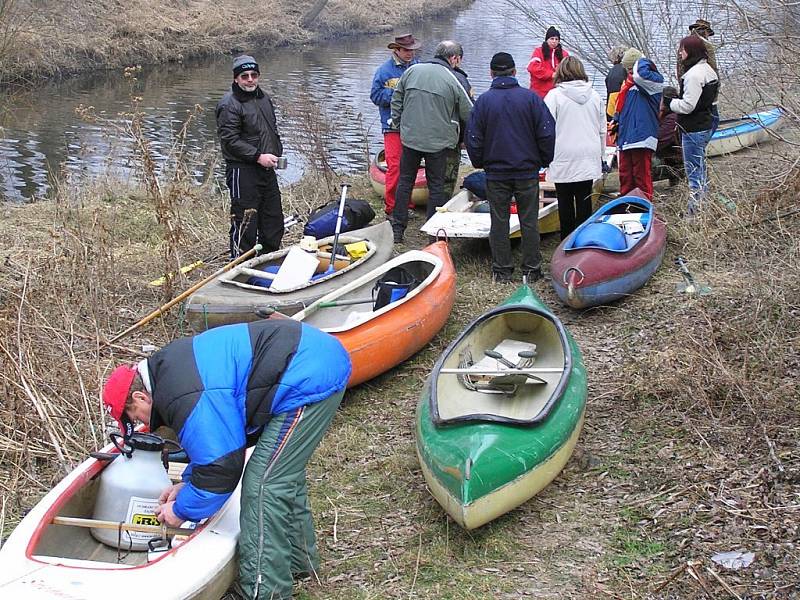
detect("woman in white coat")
[544,56,606,239]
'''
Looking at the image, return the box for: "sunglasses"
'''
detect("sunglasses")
[239,71,259,80]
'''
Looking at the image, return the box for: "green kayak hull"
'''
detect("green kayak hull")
[415,285,587,529]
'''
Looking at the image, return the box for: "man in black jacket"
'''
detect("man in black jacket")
[217,55,284,258]
[465,52,555,284]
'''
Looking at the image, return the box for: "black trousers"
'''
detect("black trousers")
[226,164,284,258]
[393,145,449,238]
[554,180,593,240]
[486,178,541,277]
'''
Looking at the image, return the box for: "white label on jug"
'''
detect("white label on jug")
[125,496,161,544]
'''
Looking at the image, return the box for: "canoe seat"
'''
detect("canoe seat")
[458,340,543,394]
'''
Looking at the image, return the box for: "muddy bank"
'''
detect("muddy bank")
[3,0,472,82]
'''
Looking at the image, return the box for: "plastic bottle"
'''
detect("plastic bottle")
[91,432,173,551]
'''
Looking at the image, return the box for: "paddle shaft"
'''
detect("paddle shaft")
[328,184,349,271]
[318,297,374,308]
[52,516,196,537]
[107,244,262,344]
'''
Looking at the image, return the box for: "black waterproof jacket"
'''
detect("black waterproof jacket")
[216,83,283,164]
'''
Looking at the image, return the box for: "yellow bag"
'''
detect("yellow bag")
[345,241,368,259]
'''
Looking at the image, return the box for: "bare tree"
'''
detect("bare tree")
[504,0,714,80]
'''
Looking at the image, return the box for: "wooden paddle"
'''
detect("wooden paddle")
[106,244,262,344]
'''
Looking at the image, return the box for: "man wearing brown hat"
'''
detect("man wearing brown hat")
[217,54,285,259]
[370,34,420,217]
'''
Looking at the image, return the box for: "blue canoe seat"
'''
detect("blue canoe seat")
[573,222,628,251]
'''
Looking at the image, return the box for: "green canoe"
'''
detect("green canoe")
[415,285,587,529]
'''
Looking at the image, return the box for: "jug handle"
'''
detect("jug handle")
[162,439,186,470]
[110,432,134,458]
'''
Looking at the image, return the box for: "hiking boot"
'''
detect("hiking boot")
[393,233,404,244]
[492,272,513,284]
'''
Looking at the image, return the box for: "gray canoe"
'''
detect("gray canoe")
[184,221,394,331]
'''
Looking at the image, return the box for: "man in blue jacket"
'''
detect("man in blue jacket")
[102,319,351,600]
[370,34,420,217]
[466,52,555,283]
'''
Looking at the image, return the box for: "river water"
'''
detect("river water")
[0,0,723,201]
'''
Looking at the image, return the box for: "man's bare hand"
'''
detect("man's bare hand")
[158,482,185,504]
[257,153,279,168]
[154,501,184,528]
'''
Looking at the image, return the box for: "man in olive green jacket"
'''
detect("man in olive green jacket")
[390,40,474,242]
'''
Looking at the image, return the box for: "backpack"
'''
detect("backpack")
[372,266,419,311]
[303,198,375,238]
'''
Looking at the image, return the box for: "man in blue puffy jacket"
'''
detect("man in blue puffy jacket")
[102,319,351,599]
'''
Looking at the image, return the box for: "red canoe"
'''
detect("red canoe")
[369,149,429,206]
[550,190,666,309]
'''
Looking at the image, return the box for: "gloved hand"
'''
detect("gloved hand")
[384,77,400,90]
[662,86,679,100]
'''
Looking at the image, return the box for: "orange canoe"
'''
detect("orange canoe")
[292,241,456,387]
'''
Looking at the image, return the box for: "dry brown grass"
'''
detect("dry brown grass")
[0,117,798,598]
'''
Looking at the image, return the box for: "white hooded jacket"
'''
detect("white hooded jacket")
[543,80,605,183]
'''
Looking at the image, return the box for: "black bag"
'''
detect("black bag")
[303,198,375,238]
[372,266,419,311]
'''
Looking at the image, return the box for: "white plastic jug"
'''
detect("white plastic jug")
[91,432,173,551]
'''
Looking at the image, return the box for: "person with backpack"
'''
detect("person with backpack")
[612,48,665,199]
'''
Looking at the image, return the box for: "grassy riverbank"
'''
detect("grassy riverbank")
[0,0,471,82]
[0,129,798,596]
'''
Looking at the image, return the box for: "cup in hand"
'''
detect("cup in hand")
[276,156,288,169]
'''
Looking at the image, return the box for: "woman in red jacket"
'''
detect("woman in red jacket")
[528,26,569,98]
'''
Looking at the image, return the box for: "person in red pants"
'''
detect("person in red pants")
[370,34,420,216]
[612,48,665,199]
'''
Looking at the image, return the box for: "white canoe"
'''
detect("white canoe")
[0,439,246,599]
[421,187,560,239]
[707,107,785,157]
[184,220,394,329]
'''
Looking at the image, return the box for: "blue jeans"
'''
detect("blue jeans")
[681,128,712,215]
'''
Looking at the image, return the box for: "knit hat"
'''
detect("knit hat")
[621,48,643,70]
[490,52,515,72]
[545,26,561,41]
[233,55,259,77]
[103,365,137,438]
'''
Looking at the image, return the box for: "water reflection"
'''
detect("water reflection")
[0,0,720,201]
